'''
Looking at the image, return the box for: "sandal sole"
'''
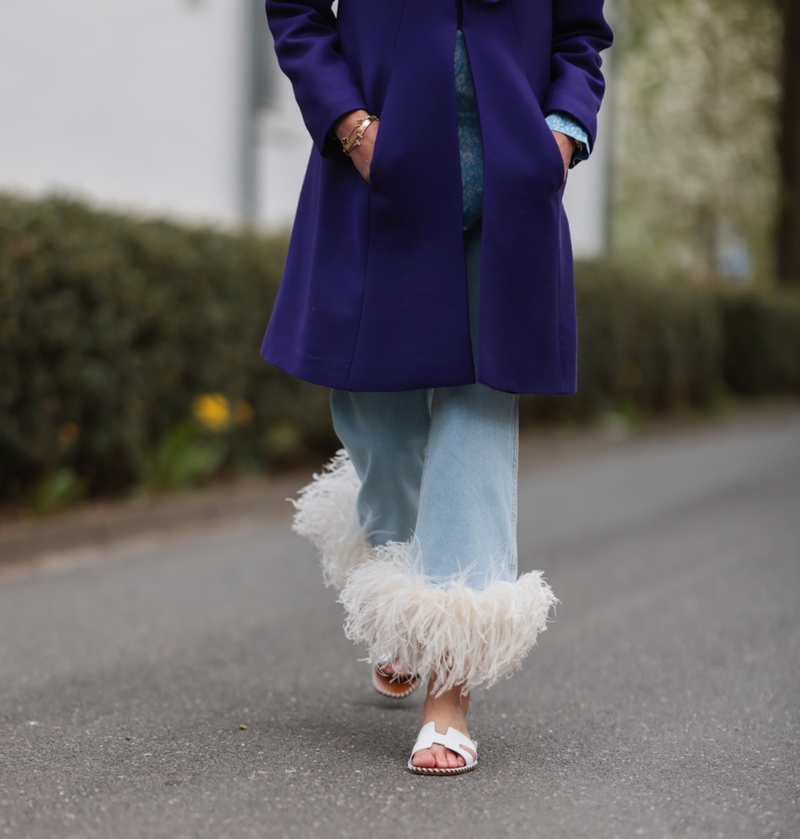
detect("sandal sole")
[407,760,478,775]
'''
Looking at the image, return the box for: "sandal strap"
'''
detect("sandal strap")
[410,721,477,766]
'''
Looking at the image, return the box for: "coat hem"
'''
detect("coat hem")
[262,343,485,393]
[261,342,578,395]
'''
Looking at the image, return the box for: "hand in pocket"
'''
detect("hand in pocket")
[334,110,380,184]
[551,131,577,183]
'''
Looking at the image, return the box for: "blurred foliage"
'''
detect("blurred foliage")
[521,260,726,423]
[1,194,799,507]
[135,420,226,496]
[25,468,87,518]
[718,290,800,394]
[613,0,782,283]
[0,193,336,504]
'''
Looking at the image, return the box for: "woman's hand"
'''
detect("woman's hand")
[551,131,578,183]
[334,109,379,184]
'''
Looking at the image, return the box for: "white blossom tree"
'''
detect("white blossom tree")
[613,0,782,284]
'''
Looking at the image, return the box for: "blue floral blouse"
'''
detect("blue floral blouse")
[455,29,589,230]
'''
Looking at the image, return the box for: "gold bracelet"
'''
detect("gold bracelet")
[342,115,378,155]
[341,115,379,156]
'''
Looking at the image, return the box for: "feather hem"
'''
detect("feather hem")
[290,449,373,590]
[339,544,557,696]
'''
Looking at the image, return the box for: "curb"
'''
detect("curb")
[0,472,305,568]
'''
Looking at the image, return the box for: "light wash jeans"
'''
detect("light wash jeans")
[331,221,519,589]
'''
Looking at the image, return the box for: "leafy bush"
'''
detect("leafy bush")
[135,421,226,496]
[717,291,800,396]
[0,194,335,501]
[1,194,798,504]
[521,261,725,424]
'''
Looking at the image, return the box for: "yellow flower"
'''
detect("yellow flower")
[193,394,231,432]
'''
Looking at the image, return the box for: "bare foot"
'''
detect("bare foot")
[411,678,473,770]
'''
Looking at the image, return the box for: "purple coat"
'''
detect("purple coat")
[261,0,613,393]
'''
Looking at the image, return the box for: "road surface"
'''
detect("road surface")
[1,413,798,838]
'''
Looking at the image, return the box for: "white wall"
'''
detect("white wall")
[255,50,313,231]
[0,0,248,225]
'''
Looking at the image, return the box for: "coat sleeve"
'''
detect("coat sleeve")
[265,0,368,156]
[543,0,613,151]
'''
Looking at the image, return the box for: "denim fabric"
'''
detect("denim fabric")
[331,221,519,590]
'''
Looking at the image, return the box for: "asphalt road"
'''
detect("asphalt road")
[1,413,798,839]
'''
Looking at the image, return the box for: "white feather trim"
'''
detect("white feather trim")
[290,449,373,590]
[339,545,557,696]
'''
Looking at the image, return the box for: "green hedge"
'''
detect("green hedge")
[1,194,799,503]
[0,195,333,501]
[717,291,800,396]
[521,261,725,423]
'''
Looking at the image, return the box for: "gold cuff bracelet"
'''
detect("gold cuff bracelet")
[342,115,379,156]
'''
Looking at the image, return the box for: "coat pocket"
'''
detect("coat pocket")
[539,111,568,189]
[367,119,384,188]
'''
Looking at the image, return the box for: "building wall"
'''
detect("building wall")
[253,35,313,231]
[0,0,255,225]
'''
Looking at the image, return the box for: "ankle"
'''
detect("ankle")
[422,679,470,726]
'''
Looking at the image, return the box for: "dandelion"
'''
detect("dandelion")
[192,394,231,432]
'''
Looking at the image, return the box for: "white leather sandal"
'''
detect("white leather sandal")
[372,662,422,699]
[407,721,478,775]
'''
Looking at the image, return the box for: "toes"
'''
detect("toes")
[447,750,465,769]
[411,748,436,768]
[411,742,469,771]
[434,746,450,769]
[431,747,464,769]
[378,659,412,680]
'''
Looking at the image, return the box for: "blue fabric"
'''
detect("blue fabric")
[331,384,519,588]
[455,31,590,229]
[261,0,613,394]
[545,111,590,166]
[455,30,483,230]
